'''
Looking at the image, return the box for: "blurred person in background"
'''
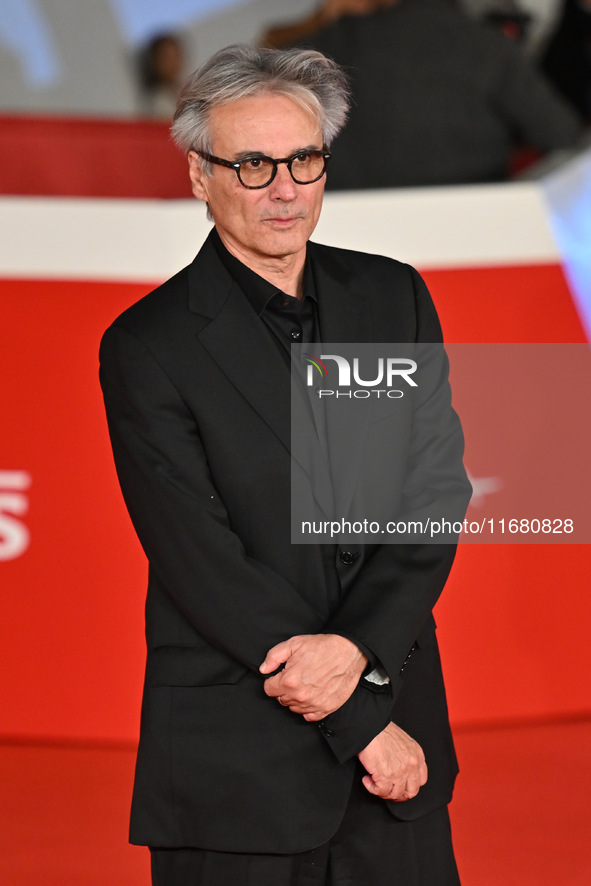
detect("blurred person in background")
[138,32,186,120]
[456,0,564,58]
[260,0,582,189]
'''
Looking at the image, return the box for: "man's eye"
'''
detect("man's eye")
[243,158,264,169]
[292,152,311,164]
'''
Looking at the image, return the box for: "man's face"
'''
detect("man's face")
[188,92,326,269]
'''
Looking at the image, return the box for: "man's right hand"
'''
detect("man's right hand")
[357,722,427,801]
[260,633,367,720]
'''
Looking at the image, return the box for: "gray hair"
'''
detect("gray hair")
[171,44,350,168]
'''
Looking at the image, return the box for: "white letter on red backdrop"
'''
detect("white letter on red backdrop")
[0,471,32,561]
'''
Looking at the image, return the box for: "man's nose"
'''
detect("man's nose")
[267,162,298,199]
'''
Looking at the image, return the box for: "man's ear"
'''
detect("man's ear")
[188,151,209,202]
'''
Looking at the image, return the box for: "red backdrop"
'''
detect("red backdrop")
[1,261,589,743]
[0,116,189,199]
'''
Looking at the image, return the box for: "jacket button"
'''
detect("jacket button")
[340,550,355,566]
[318,721,335,737]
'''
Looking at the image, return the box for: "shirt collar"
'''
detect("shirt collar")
[211,226,316,315]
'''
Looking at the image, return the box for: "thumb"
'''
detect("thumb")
[259,640,292,674]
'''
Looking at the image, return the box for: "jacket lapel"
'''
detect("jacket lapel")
[187,234,378,523]
[186,235,337,520]
[187,234,292,454]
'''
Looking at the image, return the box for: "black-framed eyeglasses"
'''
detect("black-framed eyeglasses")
[195,149,331,189]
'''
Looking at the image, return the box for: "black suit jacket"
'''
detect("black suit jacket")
[99,230,470,852]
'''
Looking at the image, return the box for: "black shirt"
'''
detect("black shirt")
[211,227,320,369]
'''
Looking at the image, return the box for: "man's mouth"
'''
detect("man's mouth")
[263,215,302,226]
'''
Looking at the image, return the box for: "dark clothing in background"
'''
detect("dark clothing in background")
[290,0,582,189]
[542,0,591,120]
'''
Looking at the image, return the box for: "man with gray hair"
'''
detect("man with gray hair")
[100,44,470,886]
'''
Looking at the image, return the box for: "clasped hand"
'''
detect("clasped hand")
[259,633,367,721]
[357,721,428,802]
[260,634,427,803]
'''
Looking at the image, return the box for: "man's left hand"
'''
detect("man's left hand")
[259,634,367,720]
[358,722,427,801]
